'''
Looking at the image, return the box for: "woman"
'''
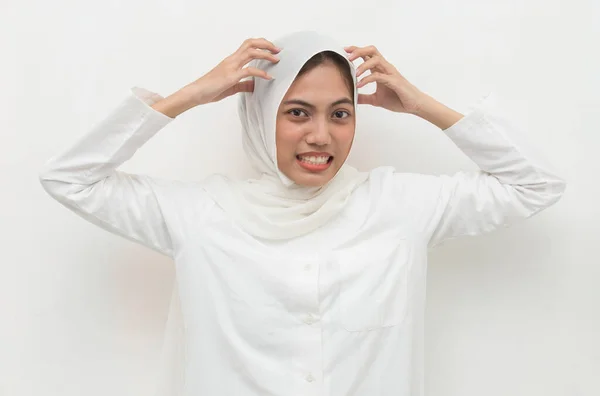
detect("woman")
[39,31,566,396]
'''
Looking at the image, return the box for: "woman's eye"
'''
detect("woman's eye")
[289,109,308,117]
[333,110,350,119]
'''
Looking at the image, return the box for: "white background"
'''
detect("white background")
[2,0,598,395]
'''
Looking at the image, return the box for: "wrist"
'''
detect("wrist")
[412,94,464,130]
[411,92,436,117]
[151,87,198,118]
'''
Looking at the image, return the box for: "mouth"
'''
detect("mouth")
[296,154,334,172]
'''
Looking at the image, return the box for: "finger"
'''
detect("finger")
[239,37,282,55]
[344,46,373,66]
[357,56,396,77]
[234,79,254,93]
[344,45,372,56]
[238,48,280,67]
[238,66,273,81]
[346,45,380,62]
[356,57,381,77]
[365,45,381,56]
[357,93,376,106]
[357,71,389,88]
[210,80,255,103]
[348,51,373,64]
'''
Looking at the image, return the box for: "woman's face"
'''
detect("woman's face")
[275,62,355,187]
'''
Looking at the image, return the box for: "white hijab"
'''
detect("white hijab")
[200,30,369,240]
[154,30,370,396]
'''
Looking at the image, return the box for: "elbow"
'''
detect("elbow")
[38,156,56,183]
[38,161,56,190]
[557,177,567,196]
[38,158,87,204]
[38,162,65,199]
[38,167,51,185]
[547,175,567,203]
[38,169,57,198]
[38,165,52,191]
[518,176,567,213]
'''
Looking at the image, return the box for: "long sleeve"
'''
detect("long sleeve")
[39,87,186,258]
[397,92,567,249]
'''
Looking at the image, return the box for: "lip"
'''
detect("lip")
[296,155,333,172]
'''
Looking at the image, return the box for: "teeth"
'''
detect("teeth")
[298,155,330,164]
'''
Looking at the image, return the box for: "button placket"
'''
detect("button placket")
[295,254,323,391]
[299,256,319,327]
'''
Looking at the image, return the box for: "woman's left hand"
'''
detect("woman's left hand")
[344,45,425,114]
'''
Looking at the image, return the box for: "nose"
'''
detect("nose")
[305,118,331,146]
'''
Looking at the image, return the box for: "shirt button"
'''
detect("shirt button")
[305,373,315,382]
[304,313,317,325]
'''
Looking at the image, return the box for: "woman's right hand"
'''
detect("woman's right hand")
[183,37,281,106]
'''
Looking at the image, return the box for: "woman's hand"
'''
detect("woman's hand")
[344,45,426,114]
[183,38,281,106]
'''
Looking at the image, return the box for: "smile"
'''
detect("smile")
[296,155,333,172]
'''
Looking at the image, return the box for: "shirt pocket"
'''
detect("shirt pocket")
[337,238,412,332]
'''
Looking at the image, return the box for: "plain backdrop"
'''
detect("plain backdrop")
[2,0,598,395]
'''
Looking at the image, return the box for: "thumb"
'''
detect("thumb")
[357,93,376,106]
[209,80,254,103]
[235,79,254,93]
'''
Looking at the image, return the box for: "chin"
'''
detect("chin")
[290,167,338,187]
[295,177,331,187]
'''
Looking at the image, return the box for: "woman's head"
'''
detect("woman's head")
[237,31,358,189]
[275,51,356,187]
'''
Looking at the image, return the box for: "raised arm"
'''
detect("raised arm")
[39,38,283,257]
[38,87,188,257]
[402,92,567,248]
[342,44,566,247]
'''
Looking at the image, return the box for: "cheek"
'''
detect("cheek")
[276,122,304,157]
[334,126,356,152]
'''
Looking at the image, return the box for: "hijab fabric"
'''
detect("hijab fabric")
[201,30,369,240]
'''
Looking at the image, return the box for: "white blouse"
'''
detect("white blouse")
[39,87,566,396]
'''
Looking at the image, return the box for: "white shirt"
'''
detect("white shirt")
[39,87,566,396]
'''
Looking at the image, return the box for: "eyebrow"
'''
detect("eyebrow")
[282,98,353,109]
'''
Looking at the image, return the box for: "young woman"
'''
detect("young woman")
[39,30,566,396]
